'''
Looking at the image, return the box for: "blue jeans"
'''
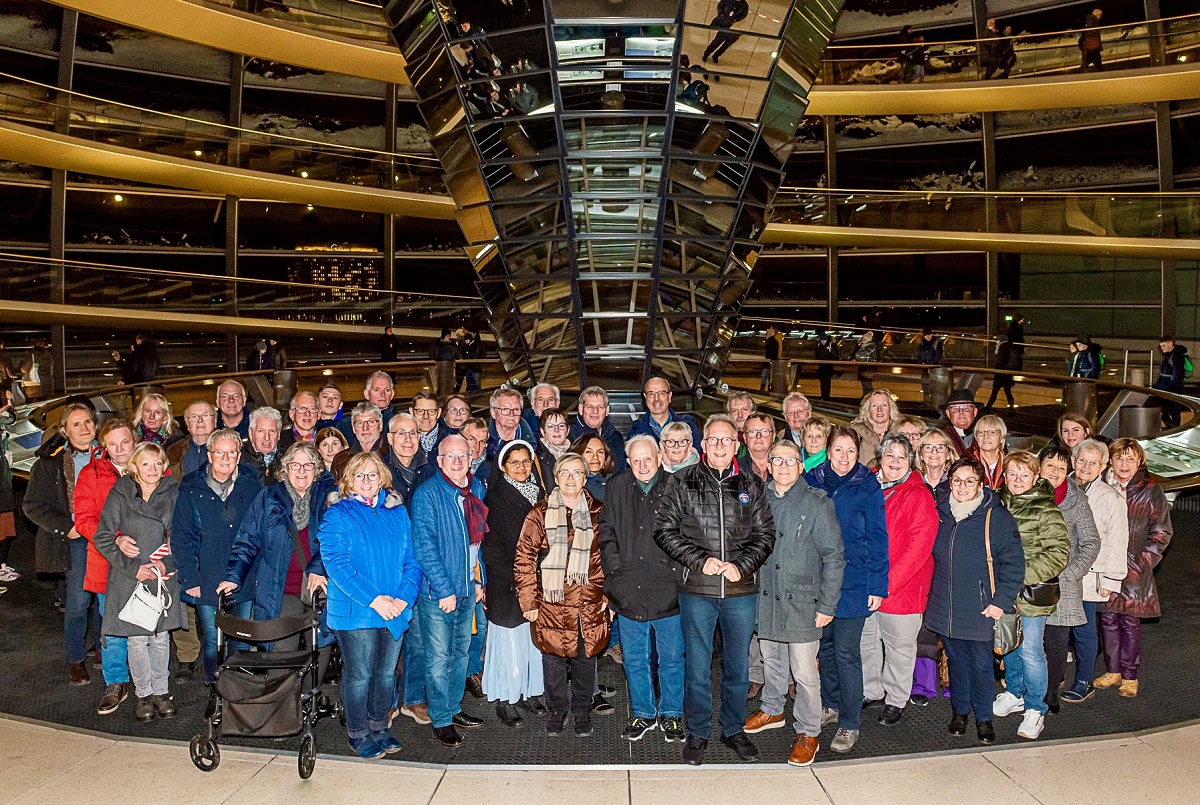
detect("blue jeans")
[400,606,426,706]
[819,615,867,730]
[65,537,99,663]
[941,634,995,722]
[196,600,252,685]
[618,614,684,719]
[96,594,129,685]
[418,595,474,728]
[678,592,756,739]
[1004,613,1048,714]
[467,598,487,678]
[336,627,404,740]
[1071,601,1099,688]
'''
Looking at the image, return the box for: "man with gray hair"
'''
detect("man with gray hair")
[331,402,385,480]
[278,390,320,453]
[216,379,250,438]
[243,407,283,483]
[168,401,217,477]
[487,387,536,458]
[569,386,627,471]
[599,434,685,743]
[521,382,560,439]
[337,371,395,441]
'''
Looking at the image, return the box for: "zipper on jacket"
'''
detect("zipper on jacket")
[718,476,726,598]
[947,522,956,638]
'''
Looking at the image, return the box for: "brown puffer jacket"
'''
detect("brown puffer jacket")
[514,493,610,659]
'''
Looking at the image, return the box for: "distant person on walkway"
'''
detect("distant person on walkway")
[702,0,750,65]
[457,325,485,393]
[998,26,1017,78]
[916,329,943,365]
[1069,336,1103,379]
[984,335,1019,410]
[1153,335,1188,427]
[431,328,459,400]
[903,34,927,83]
[245,340,272,371]
[980,18,1004,79]
[853,331,879,395]
[378,326,400,363]
[1080,9,1104,72]
[114,333,157,385]
[815,329,838,400]
[761,325,783,392]
[267,337,287,370]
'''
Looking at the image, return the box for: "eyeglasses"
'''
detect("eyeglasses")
[645,391,671,399]
[544,422,567,431]
[947,405,975,413]
[353,472,380,482]
[464,435,485,445]
[287,462,317,472]
[210,450,239,459]
[441,452,470,461]
[218,393,243,402]
[582,404,607,414]
[746,428,773,438]
[663,439,691,449]
[413,408,439,417]
[391,430,418,438]
[1075,458,1102,468]
[184,413,214,422]
[769,456,799,467]
[557,469,585,480]
[534,396,558,406]
[950,477,980,487]
[975,429,1002,438]
[446,406,470,416]
[705,436,735,447]
[505,458,533,468]
[493,406,521,416]
[291,406,319,415]
[353,420,381,429]
[921,445,948,453]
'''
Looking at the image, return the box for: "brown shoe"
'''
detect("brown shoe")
[744,710,785,734]
[67,661,90,686]
[746,681,763,700]
[152,693,176,719]
[134,696,155,722]
[1094,672,1122,689]
[87,648,102,670]
[97,683,129,715]
[465,673,484,699]
[401,703,431,725]
[1118,679,1139,698]
[788,734,819,767]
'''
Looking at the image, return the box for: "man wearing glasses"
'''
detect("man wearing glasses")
[654,415,776,766]
[521,383,560,440]
[627,377,701,447]
[337,371,396,442]
[331,403,386,481]
[940,389,981,457]
[411,434,489,747]
[570,386,627,472]
[168,401,217,477]
[215,379,250,439]
[487,387,536,459]
[278,391,320,452]
[410,392,446,456]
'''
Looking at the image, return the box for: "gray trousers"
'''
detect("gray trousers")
[128,632,171,698]
[748,632,764,684]
[860,611,923,708]
[759,638,821,736]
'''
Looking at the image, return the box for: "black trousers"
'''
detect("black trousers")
[704,32,740,61]
[1081,50,1103,71]
[985,376,1015,407]
[542,631,596,721]
[1044,623,1071,696]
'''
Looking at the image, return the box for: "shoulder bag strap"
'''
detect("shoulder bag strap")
[983,508,995,597]
[289,522,307,569]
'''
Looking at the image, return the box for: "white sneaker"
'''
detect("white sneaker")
[820,707,839,727]
[0,564,18,582]
[1017,710,1045,740]
[993,691,1025,717]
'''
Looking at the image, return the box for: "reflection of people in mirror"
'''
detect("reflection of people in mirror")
[703,0,750,65]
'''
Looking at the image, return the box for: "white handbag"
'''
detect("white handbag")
[118,568,172,632]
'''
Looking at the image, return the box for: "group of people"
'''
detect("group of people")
[13,370,1173,768]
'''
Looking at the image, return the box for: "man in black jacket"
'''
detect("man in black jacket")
[599,435,685,744]
[702,0,750,64]
[1154,335,1189,427]
[654,415,775,766]
[23,403,99,686]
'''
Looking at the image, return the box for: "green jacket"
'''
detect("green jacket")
[1001,478,1070,617]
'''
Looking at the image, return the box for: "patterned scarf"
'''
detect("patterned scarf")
[284,478,311,530]
[419,427,438,454]
[440,470,489,546]
[541,439,569,460]
[138,423,167,445]
[540,487,594,603]
[504,473,541,506]
[880,469,911,492]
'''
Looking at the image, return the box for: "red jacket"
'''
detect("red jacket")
[74,450,122,594]
[877,470,938,615]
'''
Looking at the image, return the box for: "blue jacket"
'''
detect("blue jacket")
[170,465,263,606]
[319,491,422,638]
[807,462,889,618]
[487,418,536,460]
[924,489,1025,642]
[570,415,628,472]
[626,410,701,448]
[520,408,543,445]
[411,471,487,601]
[224,475,332,622]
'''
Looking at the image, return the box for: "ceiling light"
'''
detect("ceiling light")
[194,149,203,156]
[300,170,309,178]
[113,194,123,202]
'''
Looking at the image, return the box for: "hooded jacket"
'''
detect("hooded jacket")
[653,460,775,599]
[1105,469,1172,618]
[1000,478,1071,618]
[877,470,938,615]
[1154,345,1188,393]
[807,462,890,618]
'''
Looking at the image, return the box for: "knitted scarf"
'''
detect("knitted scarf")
[419,427,438,454]
[950,491,983,522]
[441,470,489,546]
[284,478,311,530]
[541,439,570,460]
[540,487,594,603]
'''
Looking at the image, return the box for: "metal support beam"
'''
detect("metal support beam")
[383,83,397,327]
[225,53,244,374]
[49,9,77,395]
[981,110,1000,347]
[1155,97,1176,337]
[823,116,838,323]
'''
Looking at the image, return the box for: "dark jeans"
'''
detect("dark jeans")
[1101,611,1142,680]
[542,630,596,722]
[704,31,740,61]
[819,615,866,730]
[678,592,756,739]
[1072,601,1100,687]
[418,595,473,727]
[400,605,426,706]
[335,627,403,740]
[619,614,684,719]
[65,536,100,663]
[196,600,253,684]
[940,634,996,722]
[467,598,487,678]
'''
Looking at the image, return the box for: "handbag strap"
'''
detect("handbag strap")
[289,524,308,573]
[983,508,995,597]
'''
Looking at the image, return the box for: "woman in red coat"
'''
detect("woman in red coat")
[73,417,137,717]
[862,435,938,726]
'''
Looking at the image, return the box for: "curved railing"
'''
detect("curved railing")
[0,71,445,195]
[820,12,1200,86]
[205,0,392,43]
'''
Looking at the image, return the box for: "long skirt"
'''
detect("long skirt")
[481,621,544,703]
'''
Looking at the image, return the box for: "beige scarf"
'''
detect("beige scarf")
[540,488,594,603]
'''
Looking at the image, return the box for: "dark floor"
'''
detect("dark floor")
[1,504,1197,766]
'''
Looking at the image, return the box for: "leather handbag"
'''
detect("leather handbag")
[1021,577,1061,608]
[119,568,171,632]
[984,509,1022,656]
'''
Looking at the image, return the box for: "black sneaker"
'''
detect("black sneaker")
[622,716,658,742]
[598,682,617,696]
[719,731,759,762]
[546,716,565,736]
[948,713,968,735]
[682,734,708,766]
[659,716,686,743]
[452,710,484,729]
[574,717,594,737]
[590,693,615,715]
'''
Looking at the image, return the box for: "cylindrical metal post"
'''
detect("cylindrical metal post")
[925,366,954,410]
[1062,380,1097,425]
[1119,405,1161,439]
[1129,368,1149,387]
[770,359,790,395]
[272,370,297,408]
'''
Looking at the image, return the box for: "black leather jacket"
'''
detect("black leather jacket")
[653,460,775,598]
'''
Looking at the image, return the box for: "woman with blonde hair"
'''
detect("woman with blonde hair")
[133,393,179,446]
[971,414,1007,489]
[800,415,832,473]
[916,428,959,498]
[849,390,900,466]
[659,421,699,473]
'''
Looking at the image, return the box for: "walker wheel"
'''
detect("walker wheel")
[190,734,220,772]
[298,733,316,779]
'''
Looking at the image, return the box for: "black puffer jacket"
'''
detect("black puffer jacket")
[653,461,775,598]
[599,470,679,621]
